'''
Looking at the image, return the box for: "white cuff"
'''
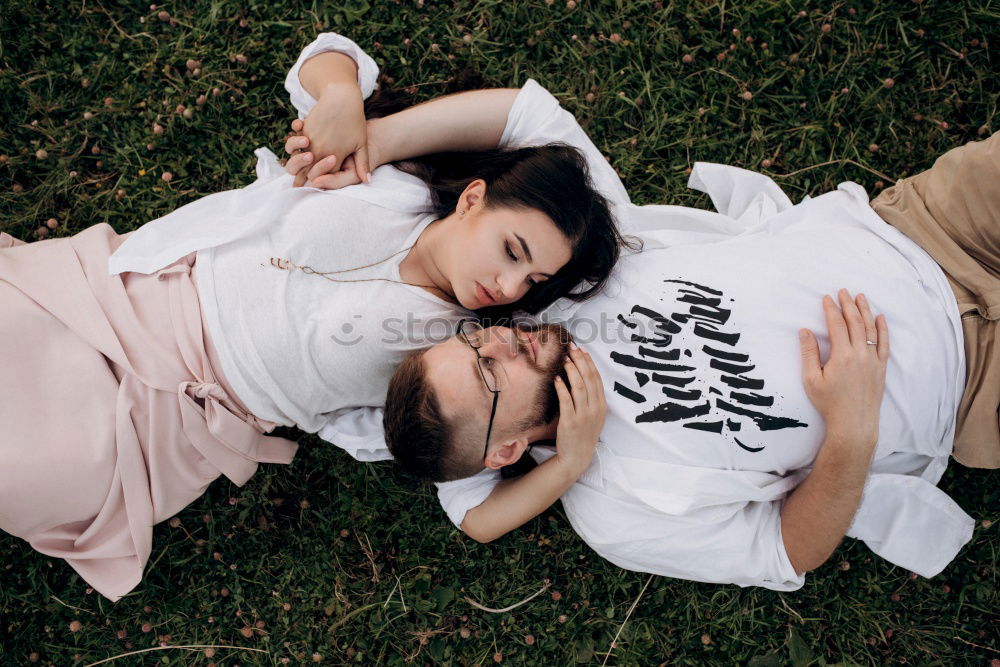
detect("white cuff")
[284,32,380,119]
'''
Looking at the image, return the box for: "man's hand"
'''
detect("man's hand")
[283,81,371,188]
[799,289,889,449]
[552,346,607,475]
[461,344,606,544]
[781,289,890,574]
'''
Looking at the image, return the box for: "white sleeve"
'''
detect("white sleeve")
[687,162,794,225]
[284,33,381,119]
[435,468,503,528]
[109,148,308,275]
[846,472,973,578]
[316,407,394,462]
[500,80,631,225]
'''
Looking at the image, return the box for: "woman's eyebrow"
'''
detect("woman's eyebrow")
[514,233,533,262]
[515,233,553,278]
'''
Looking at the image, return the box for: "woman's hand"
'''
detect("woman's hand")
[552,346,607,475]
[284,118,384,190]
[283,80,371,188]
[799,289,889,450]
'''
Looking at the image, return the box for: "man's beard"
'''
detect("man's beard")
[513,322,573,430]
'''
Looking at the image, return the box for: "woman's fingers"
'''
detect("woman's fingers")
[290,118,304,133]
[312,156,362,190]
[312,169,362,190]
[306,153,341,184]
[292,165,310,188]
[353,146,372,184]
[284,133,309,156]
[285,151,313,178]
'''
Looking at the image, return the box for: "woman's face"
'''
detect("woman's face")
[439,202,573,311]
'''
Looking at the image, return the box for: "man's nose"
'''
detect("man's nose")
[481,327,521,360]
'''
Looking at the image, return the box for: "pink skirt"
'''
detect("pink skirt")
[0,224,297,600]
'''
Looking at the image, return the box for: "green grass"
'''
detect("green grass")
[1,0,998,664]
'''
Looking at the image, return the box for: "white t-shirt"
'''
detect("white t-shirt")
[107,34,633,460]
[196,195,464,436]
[438,167,973,590]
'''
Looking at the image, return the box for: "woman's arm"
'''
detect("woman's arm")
[297,51,359,100]
[286,89,519,189]
[288,51,370,185]
[369,89,518,164]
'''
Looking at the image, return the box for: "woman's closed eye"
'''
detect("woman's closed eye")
[505,241,539,288]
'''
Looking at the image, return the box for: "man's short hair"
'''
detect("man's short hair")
[383,349,484,482]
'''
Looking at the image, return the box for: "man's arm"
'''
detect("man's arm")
[461,457,583,543]
[781,290,889,573]
[462,346,607,543]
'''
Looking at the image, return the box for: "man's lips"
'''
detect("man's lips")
[475,282,497,306]
[515,329,538,363]
[526,333,539,362]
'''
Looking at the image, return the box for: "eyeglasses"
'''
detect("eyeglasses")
[456,319,509,461]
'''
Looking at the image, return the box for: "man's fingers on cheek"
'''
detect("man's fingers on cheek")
[555,378,575,410]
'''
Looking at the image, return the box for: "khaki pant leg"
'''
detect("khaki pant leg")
[871,133,1000,469]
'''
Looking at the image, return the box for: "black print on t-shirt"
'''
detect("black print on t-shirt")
[611,279,807,453]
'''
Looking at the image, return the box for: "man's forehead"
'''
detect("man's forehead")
[424,337,482,419]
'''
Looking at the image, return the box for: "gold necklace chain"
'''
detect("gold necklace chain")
[264,244,450,295]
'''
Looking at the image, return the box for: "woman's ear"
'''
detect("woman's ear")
[484,437,528,470]
[457,179,487,215]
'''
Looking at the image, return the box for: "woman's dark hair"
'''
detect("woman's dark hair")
[363,75,634,316]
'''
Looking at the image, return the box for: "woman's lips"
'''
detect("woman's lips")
[475,282,496,306]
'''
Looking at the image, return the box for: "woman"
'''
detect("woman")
[0,34,627,599]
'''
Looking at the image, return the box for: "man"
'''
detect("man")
[383,136,998,590]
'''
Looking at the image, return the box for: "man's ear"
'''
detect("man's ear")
[484,437,529,470]
[457,179,487,214]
